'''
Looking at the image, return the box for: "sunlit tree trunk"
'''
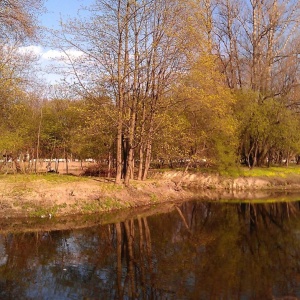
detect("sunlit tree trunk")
[35,107,42,173]
[115,0,127,184]
[107,149,112,178]
[124,0,139,185]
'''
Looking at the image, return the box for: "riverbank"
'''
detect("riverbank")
[1,169,300,219]
[155,169,300,190]
[0,173,191,218]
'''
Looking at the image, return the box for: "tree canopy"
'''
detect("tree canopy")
[2,0,300,182]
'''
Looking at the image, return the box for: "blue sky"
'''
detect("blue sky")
[40,0,93,29]
[30,0,95,84]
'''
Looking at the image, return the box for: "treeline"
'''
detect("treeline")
[1,0,300,183]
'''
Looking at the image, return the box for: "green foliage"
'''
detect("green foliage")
[2,1,300,179]
[157,54,238,170]
[0,95,39,158]
[153,112,192,160]
[68,97,116,160]
[40,99,80,157]
[235,90,300,166]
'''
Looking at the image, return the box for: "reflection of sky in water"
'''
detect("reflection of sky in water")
[0,201,300,299]
[0,256,7,267]
[0,236,7,266]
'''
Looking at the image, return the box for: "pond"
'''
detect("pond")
[0,198,300,299]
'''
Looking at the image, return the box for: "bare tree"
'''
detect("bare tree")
[214,0,300,99]
[214,0,243,89]
[0,0,43,40]
[54,0,187,184]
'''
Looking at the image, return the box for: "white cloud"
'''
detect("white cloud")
[15,45,87,84]
[42,49,63,60]
[18,45,44,56]
[17,45,85,62]
[42,49,85,61]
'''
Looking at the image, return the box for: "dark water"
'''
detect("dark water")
[0,200,300,299]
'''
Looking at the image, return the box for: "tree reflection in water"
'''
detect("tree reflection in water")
[0,201,299,299]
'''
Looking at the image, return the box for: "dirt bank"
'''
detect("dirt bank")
[0,171,300,219]
[0,174,193,218]
[153,170,300,190]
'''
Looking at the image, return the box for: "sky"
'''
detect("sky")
[40,0,93,30]
[25,0,95,85]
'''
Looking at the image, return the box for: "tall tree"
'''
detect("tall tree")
[56,0,187,184]
[215,0,300,99]
[173,54,238,170]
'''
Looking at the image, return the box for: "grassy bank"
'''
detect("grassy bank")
[0,172,192,218]
[1,166,300,218]
[224,165,300,178]
[152,165,300,178]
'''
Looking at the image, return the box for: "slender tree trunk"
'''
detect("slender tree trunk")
[115,0,127,184]
[138,102,146,180]
[138,144,144,181]
[35,108,42,173]
[286,148,290,167]
[264,1,277,94]
[64,148,69,174]
[12,157,21,173]
[107,149,112,178]
[124,0,139,185]
[142,138,152,180]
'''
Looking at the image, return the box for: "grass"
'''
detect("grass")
[1,165,300,219]
[222,165,300,178]
[0,174,126,194]
[0,173,89,184]
[150,164,300,179]
[82,197,127,213]
[0,164,300,180]
[150,193,158,203]
[98,181,124,192]
[2,165,300,186]
[28,203,69,217]
[215,166,297,178]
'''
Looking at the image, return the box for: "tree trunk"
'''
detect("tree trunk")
[124,0,139,186]
[107,149,112,178]
[138,144,144,181]
[65,150,69,174]
[142,138,152,180]
[138,101,146,180]
[35,108,42,173]
[12,157,21,173]
[115,0,128,184]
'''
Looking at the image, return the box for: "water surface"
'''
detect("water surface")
[0,199,300,299]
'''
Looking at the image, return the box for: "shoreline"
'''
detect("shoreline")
[0,171,300,221]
